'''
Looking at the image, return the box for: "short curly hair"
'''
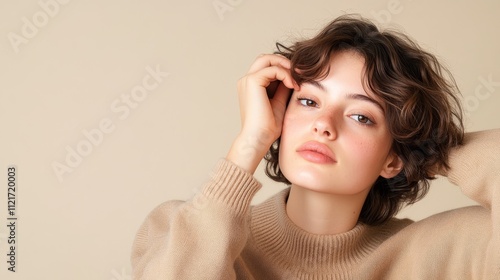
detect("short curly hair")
[265,14,464,226]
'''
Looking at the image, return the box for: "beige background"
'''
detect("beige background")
[0,0,499,279]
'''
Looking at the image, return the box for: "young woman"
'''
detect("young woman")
[131,15,499,279]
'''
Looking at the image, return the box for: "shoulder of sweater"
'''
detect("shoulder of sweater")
[149,199,185,215]
[394,205,489,238]
[413,204,487,225]
[140,200,185,238]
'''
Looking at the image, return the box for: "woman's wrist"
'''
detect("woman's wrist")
[226,134,271,174]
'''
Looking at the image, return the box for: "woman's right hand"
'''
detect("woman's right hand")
[226,54,299,174]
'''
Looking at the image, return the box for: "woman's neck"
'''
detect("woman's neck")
[285,184,370,235]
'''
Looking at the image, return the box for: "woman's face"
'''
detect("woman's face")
[279,51,401,196]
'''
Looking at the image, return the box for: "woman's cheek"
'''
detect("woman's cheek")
[349,140,386,171]
[281,112,300,136]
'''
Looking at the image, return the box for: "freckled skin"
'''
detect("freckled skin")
[279,51,399,196]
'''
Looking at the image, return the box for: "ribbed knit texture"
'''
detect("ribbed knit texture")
[247,190,411,279]
[131,129,500,279]
[202,159,261,216]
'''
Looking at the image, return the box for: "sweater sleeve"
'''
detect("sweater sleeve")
[130,159,262,280]
[446,128,500,277]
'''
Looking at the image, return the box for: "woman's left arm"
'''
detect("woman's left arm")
[445,129,500,209]
[444,128,500,277]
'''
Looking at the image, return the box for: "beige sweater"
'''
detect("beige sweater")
[131,129,500,279]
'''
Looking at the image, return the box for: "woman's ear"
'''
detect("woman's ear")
[380,152,404,179]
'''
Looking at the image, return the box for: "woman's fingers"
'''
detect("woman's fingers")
[244,65,298,91]
[247,54,292,74]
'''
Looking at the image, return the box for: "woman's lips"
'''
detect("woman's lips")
[296,141,336,164]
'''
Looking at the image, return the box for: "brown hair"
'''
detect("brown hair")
[265,14,464,225]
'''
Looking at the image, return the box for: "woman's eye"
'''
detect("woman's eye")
[298,98,317,107]
[350,114,374,125]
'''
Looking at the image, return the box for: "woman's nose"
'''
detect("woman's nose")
[312,113,337,140]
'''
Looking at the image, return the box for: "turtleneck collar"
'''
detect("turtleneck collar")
[249,188,404,275]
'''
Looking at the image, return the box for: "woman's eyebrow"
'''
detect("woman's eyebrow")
[308,80,327,92]
[346,93,385,113]
[308,81,385,113]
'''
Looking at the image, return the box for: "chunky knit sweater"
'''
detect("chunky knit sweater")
[131,129,500,279]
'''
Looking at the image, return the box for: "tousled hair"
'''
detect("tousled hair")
[265,14,464,225]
